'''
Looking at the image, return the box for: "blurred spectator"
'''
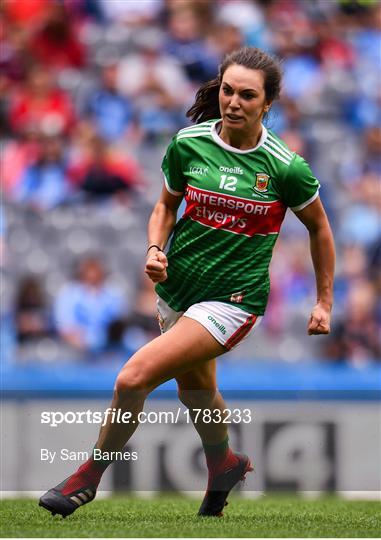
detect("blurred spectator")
[68,135,143,200]
[315,16,355,70]
[282,53,322,102]
[3,0,49,29]
[14,275,52,343]
[62,0,105,24]
[1,130,41,196]
[54,256,128,352]
[325,279,380,365]
[279,129,306,155]
[207,22,245,60]
[364,127,381,175]
[265,237,314,337]
[9,64,75,136]
[0,206,6,268]
[0,23,35,84]
[98,0,162,25]
[123,276,160,352]
[11,136,71,211]
[0,73,11,139]
[339,173,380,248]
[29,2,85,70]
[84,64,135,142]
[334,244,368,313]
[216,0,270,50]
[283,240,315,307]
[117,30,191,140]
[164,3,218,84]
[368,240,381,327]
[338,127,381,188]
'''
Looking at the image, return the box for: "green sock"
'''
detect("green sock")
[203,436,229,459]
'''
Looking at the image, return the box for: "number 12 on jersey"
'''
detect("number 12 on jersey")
[219,175,237,192]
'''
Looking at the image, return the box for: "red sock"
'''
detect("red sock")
[61,456,110,495]
[203,438,239,478]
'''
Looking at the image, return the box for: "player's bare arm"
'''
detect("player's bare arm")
[294,196,335,336]
[145,187,183,283]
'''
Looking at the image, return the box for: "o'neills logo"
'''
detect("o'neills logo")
[219,165,243,175]
[208,315,226,334]
[253,173,270,193]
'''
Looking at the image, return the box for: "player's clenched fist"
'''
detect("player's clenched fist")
[145,250,168,283]
[307,303,331,335]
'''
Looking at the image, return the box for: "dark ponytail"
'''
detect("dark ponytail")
[186,47,282,124]
[186,77,220,124]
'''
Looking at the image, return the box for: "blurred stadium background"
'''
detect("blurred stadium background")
[1,0,380,499]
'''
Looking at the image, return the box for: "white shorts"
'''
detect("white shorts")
[156,296,262,351]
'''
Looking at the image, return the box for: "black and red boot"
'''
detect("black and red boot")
[39,456,108,518]
[198,452,253,517]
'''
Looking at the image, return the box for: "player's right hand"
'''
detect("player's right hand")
[145,250,168,283]
[307,303,331,335]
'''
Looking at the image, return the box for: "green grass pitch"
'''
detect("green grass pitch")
[1,495,380,537]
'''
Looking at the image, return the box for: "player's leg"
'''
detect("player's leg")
[177,359,229,442]
[39,316,226,517]
[95,318,225,452]
[176,362,253,516]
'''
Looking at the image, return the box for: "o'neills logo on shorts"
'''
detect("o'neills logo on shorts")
[207,315,226,335]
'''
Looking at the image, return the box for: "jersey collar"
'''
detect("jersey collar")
[211,119,268,154]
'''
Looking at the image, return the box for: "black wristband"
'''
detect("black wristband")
[147,244,163,254]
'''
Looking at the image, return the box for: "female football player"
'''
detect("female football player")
[40,47,335,518]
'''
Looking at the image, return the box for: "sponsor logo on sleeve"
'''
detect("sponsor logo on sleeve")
[230,290,246,303]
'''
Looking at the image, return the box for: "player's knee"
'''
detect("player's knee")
[115,368,150,397]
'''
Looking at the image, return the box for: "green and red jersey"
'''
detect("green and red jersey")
[156,119,320,315]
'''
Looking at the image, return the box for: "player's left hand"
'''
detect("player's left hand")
[307,303,331,335]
